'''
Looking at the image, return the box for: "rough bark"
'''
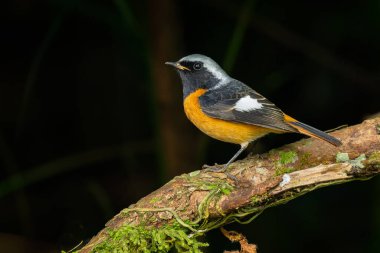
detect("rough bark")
[79,117,380,252]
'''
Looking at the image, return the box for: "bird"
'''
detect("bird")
[165,54,342,172]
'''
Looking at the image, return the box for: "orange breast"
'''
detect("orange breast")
[183,89,272,144]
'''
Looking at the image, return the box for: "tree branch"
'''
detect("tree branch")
[78,117,380,252]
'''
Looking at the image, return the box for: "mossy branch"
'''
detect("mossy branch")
[77,117,380,253]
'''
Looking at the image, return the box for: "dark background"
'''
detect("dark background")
[1,0,380,252]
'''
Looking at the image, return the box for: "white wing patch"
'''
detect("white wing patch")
[233,95,263,112]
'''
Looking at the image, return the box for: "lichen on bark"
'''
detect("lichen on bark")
[76,117,380,253]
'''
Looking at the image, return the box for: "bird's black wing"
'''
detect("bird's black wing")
[199,80,296,132]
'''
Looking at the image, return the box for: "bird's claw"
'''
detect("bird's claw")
[202,163,223,172]
[202,164,239,183]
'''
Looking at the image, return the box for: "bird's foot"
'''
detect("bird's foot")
[202,163,239,183]
[202,163,223,172]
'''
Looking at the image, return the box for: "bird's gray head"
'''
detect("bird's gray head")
[165,54,231,99]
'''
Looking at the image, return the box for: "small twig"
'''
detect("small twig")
[221,227,257,253]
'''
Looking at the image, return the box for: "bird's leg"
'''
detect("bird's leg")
[223,142,249,170]
[203,142,249,173]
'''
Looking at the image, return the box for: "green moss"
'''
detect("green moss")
[90,225,208,253]
[192,180,233,196]
[279,151,298,165]
[220,187,232,195]
[274,151,298,176]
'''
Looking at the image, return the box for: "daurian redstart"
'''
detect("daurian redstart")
[166,54,341,171]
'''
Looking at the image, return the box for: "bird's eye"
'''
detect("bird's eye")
[193,62,203,70]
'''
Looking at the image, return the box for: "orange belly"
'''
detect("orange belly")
[183,89,272,144]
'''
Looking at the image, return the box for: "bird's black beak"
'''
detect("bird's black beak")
[165,61,190,71]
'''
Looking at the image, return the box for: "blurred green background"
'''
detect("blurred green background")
[1,0,380,252]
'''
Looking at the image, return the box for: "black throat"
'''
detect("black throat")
[178,70,222,99]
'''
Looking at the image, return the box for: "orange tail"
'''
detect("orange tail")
[284,115,342,146]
